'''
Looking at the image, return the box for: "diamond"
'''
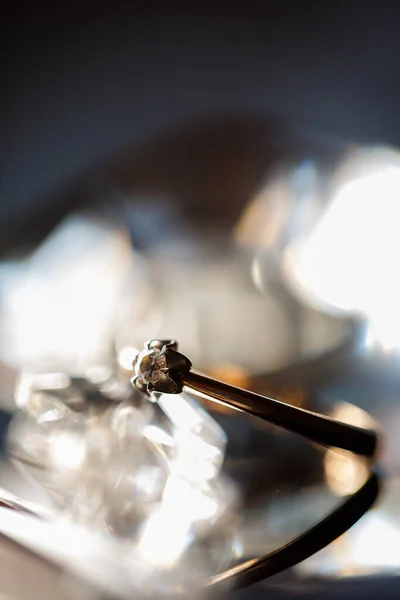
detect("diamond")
[134,349,167,386]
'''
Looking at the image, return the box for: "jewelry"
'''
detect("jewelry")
[132,339,380,589]
[132,339,377,457]
[0,341,380,594]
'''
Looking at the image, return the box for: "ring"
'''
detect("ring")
[131,339,378,458]
[132,339,380,589]
[0,340,380,593]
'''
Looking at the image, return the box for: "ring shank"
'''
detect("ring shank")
[184,370,377,458]
[206,470,380,590]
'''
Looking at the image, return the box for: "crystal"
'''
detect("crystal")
[133,475,236,593]
[103,440,169,508]
[7,413,88,498]
[48,426,88,472]
[157,392,227,482]
[162,475,222,525]
[102,450,168,540]
[137,505,194,567]
[0,215,133,372]
[15,372,82,421]
[109,401,154,447]
[6,372,237,593]
[8,415,53,471]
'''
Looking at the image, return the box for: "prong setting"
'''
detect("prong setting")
[131,340,191,395]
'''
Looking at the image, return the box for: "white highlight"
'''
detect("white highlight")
[286,148,400,348]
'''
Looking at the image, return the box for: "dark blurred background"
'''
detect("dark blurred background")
[4,1,400,250]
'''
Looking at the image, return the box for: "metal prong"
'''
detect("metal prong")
[147,339,178,351]
[130,375,148,395]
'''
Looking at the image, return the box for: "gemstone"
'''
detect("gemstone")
[157,392,227,482]
[109,401,154,447]
[134,349,167,385]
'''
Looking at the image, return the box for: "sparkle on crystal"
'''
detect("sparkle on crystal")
[135,348,167,386]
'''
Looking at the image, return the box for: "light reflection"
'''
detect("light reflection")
[298,512,400,577]
[0,507,139,598]
[14,372,83,423]
[143,424,175,448]
[137,506,194,567]
[325,403,374,496]
[0,214,133,372]
[349,514,400,570]
[15,373,71,411]
[330,401,376,430]
[324,450,369,497]
[49,430,87,472]
[137,475,223,568]
[26,373,71,391]
[172,430,223,481]
[283,147,400,350]
[235,161,321,253]
[251,255,265,293]
[163,476,220,522]
[158,393,226,482]
[85,365,113,385]
[118,346,139,372]
[158,393,206,431]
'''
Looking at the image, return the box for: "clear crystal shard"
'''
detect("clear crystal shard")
[6,372,236,595]
[157,392,227,482]
[109,401,154,446]
[15,372,84,421]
